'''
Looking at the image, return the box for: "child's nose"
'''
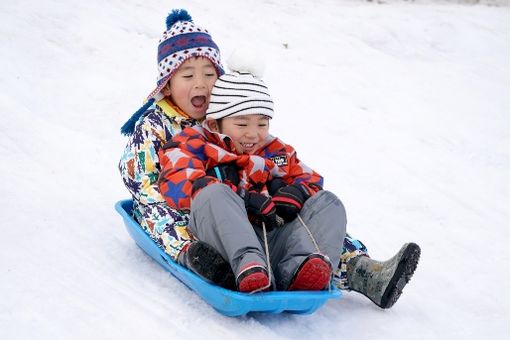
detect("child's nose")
[245,130,257,139]
[194,76,207,89]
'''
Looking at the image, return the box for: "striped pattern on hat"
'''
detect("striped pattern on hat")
[206,72,274,120]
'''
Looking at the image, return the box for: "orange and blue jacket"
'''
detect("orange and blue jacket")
[158,124,323,211]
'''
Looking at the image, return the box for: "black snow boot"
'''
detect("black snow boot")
[178,241,236,290]
[346,242,421,309]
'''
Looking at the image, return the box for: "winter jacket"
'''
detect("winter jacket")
[158,124,323,211]
[119,99,200,259]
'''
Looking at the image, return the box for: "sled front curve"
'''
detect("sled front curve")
[115,199,341,317]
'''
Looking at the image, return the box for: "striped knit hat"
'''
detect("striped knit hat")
[149,9,223,101]
[206,50,273,120]
[121,9,223,135]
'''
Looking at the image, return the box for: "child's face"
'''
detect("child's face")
[163,57,218,120]
[209,114,270,154]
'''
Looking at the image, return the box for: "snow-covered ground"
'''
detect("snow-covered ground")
[1,0,509,339]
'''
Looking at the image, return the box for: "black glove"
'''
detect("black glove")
[271,184,312,222]
[267,178,287,195]
[206,163,240,186]
[241,191,279,232]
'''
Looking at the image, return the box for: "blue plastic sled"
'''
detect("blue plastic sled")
[115,199,341,316]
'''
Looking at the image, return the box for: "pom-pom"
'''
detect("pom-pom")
[227,47,266,79]
[166,9,193,29]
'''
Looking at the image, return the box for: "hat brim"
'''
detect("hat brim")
[146,54,224,101]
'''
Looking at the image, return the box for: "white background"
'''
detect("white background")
[1,1,509,339]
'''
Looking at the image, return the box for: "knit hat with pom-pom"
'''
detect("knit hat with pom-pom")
[121,9,224,135]
[206,48,274,120]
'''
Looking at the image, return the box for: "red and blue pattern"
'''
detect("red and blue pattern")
[158,124,323,211]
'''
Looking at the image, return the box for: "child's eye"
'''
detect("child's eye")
[235,124,247,127]
[205,73,216,77]
[182,75,193,79]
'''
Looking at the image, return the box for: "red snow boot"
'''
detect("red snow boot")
[237,262,270,293]
[288,254,332,291]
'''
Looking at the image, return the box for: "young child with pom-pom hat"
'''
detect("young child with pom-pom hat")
[119,10,419,307]
[118,9,235,289]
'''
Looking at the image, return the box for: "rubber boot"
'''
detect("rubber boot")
[346,242,421,309]
[178,241,236,290]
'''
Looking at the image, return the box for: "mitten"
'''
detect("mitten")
[241,190,279,232]
[271,184,312,222]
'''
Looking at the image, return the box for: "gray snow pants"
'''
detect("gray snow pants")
[189,183,347,290]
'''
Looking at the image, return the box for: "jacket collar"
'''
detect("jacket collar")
[156,98,203,128]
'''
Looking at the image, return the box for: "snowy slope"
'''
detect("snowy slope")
[1,1,509,339]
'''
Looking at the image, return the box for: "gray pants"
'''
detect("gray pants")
[189,183,347,290]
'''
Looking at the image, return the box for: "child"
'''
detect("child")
[158,70,345,293]
[118,9,367,293]
[158,61,421,306]
[118,9,236,289]
[120,9,417,308]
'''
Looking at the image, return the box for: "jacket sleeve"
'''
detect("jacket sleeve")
[158,130,220,210]
[283,145,324,195]
[118,111,168,205]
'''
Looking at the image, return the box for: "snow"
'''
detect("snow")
[1,0,510,339]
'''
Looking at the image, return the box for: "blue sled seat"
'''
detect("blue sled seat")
[115,199,341,317]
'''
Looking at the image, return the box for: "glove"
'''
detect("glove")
[206,163,240,186]
[242,191,279,232]
[267,178,287,195]
[271,184,312,222]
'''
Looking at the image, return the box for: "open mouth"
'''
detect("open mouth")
[191,96,206,108]
[240,143,257,153]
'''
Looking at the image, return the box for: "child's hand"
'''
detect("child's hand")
[206,163,240,186]
[271,184,312,222]
[267,178,287,195]
[241,191,279,232]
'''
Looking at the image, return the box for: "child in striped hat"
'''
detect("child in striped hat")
[159,52,420,307]
[118,9,235,289]
[158,55,346,293]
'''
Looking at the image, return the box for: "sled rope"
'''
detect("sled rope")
[297,214,333,292]
[249,221,272,294]
[297,214,321,253]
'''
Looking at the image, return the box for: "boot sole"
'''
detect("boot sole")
[288,256,332,291]
[378,242,421,309]
[237,265,270,293]
[187,242,236,290]
[238,272,270,292]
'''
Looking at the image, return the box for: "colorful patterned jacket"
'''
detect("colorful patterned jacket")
[119,99,199,205]
[118,99,199,259]
[158,124,324,211]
